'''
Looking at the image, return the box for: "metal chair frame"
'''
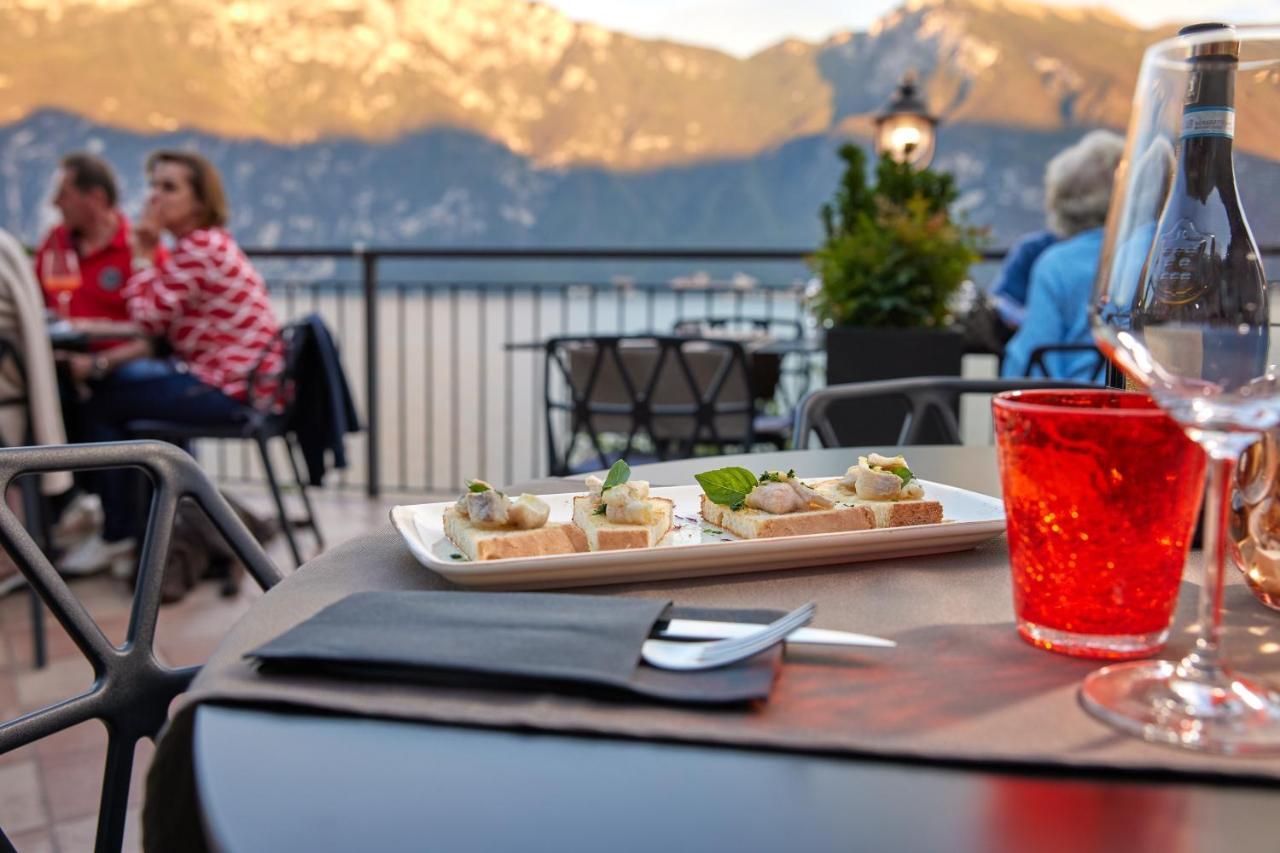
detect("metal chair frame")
[0,441,285,853]
[1025,343,1107,382]
[792,376,1100,449]
[126,318,324,567]
[544,335,758,476]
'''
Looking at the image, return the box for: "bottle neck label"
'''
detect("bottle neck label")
[1181,106,1235,139]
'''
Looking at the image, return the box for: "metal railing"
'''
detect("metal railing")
[229,246,867,496]
[218,245,1280,497]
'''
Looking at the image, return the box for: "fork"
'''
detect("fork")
[640,602,816,671]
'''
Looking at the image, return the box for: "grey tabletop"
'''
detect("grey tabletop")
[191,447,1279,853]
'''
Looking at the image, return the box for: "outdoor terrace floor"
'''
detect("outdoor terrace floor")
[0,485,431,852]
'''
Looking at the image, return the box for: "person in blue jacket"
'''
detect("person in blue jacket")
[1001,130,1126,382]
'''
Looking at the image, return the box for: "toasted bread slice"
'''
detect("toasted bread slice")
[443,506,588,561]
[813,480,943,528]
[699,494,874,539]
[572,495,674,550]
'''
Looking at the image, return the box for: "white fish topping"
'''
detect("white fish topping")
[841,455,925,501]
[745,472,835,514]
[455,481,550,529]
[507,494,551,529]
[600,479,653,525]
[745,481,807,514]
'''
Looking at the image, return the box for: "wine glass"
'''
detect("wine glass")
[1087,23,1280,753]
[42,245,81,319]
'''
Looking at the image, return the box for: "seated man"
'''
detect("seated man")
[35,152,157,386]
[1001,130,1125,382]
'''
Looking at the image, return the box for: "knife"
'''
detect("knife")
[658,618,895,649]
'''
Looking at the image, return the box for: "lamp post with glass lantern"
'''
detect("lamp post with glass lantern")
[874,71,938,168]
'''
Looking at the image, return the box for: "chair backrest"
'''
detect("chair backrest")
[1025,343,1106,383]
[544,335,757,475]
[246,317,313,416]
[672,316,803,341]
[0,441,284,853]
[792,376,1100,449]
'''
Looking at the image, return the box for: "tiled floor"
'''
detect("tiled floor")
[0,485,430,852]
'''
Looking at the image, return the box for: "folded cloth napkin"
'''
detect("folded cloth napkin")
[247,590,780,704]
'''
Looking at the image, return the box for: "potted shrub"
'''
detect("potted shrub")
[809,143,983,443]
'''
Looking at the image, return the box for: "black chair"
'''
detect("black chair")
[126,319,324,567]
[673,316,812,413]
[672,316,804,340]
[0,441,285,853]
[544,335,759,475]
[792,376,1099,449]
[1025,343,1107,383]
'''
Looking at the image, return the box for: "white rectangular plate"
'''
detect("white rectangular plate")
[391,480,1005,590]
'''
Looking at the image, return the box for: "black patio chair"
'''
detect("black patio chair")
[1025,343,1107,383]
[544,335,760,475]
[126,318,327,567]
[792,376,1099,449]
[672,316,804,340]
[0,441,285,853]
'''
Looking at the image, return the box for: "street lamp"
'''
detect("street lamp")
[874,71,938,169]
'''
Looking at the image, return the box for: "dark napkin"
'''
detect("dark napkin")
[246,590,780,704]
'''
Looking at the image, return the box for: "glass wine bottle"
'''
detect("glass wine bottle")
[1130,23,1268,397]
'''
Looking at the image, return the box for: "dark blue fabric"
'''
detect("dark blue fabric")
[287,314,360,486]
[1000,229,1107,383]
[79,359,248,541]
[991,229,1058,329]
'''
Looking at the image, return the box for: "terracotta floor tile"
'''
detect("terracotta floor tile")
[38,745,102,823]
[0,761,49,834]
[6,827,54,853]
[14,657,94,712]
[32,721,105,762]
[52,804,141,853]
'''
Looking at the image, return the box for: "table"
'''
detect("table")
[188,447,1280,852]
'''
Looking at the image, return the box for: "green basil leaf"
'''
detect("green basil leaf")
[890,465,913,485]
[466,479,490,493]
[601,459,631,492]
[695,467,758,508]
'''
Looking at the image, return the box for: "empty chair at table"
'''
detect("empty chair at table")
[544,335,758,475]
[792,376,1096,449]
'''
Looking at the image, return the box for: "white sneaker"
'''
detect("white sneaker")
[58,534,135,577]
[52,493,105,551]
[0,568,25,597]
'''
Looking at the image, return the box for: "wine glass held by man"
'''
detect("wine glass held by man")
[1085,22,1280,754]
[58,150,285,577]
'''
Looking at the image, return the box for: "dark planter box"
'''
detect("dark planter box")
[823,326,965,446]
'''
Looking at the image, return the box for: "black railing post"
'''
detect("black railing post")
[361,248,381,497]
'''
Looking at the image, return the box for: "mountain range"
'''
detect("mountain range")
[1,0,1278,253]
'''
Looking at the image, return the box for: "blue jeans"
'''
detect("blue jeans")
[78,360,248,541]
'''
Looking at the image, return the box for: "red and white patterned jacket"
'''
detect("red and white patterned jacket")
[123,227,283,404]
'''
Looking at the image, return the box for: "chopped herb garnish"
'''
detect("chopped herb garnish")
[889,465,913,486]
[449,553,464,560]
[600,459,630,492]
[593,503,608,516]
[466,479,490,493]
[695,466,758,510]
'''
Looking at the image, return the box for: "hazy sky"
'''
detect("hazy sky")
[547,0,1280,57]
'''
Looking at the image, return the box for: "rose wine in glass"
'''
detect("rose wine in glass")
[42,246,81,318]
[1088,23,1280,753]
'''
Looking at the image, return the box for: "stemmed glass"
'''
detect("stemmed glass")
[42,245,81,319]
[1086,24,1280,753]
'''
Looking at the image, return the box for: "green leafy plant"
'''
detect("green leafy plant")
[810,144,984,329]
